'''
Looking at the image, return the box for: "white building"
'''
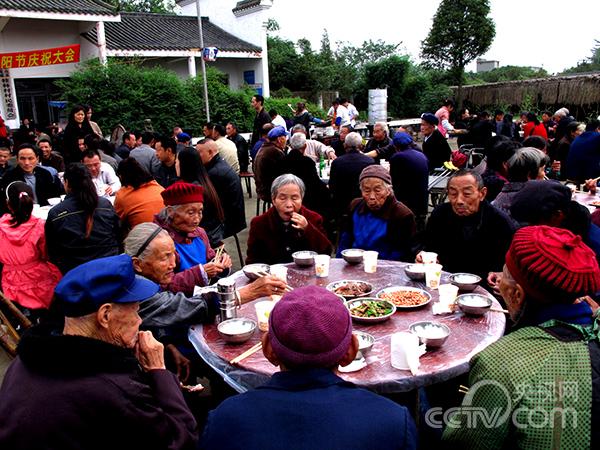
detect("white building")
[476,59,500,73]
[0,0,272,129]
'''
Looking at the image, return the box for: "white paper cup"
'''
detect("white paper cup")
[270,265,288,282]
[421,251,438,264]
[254,301,274,332]
[425,264,443,289]
[438,284,459,304]
[363,251,379,273]
[391,332,419,370]
[314,254,330,278]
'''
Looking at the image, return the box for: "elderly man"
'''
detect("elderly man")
[253,125,287,202]
[125,223,287,329]
[250,123,274,161]
[364,122,391,155]
[212,124,239,173]
[246,174,332,264]
[82,149,121,197]
[443,226,600,448]
[420,112,451,172]
[329,131,375,218]
[291,124,336,162]
[418,169,515,278]
[196,139,246,238]
[284,133,331,219]
[200,286,417,450]
[338,165,416,261]
[0,254,198,449]
[225,122,249,173]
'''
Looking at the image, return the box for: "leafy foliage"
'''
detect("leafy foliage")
[106,0,176,13]
[562,40,600,74]
[467,66,549,83]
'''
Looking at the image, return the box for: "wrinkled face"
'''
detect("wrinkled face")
[106,303,142,349]
[73,110,85,124]
[38,141,52,158]
[225,124,235,137]
[78,139,86,152]
[339,127,350,141]
[155,142,173,164]
[273,183,302,222]
[0,149,10,166]
[17,148,38,174]
[373,125,386,141]
[447,174,486,216]
[360,178,390,210]
[136,235,177,285]
[83,155,102,178]
[169,202,203,234]
[420,120,435,137]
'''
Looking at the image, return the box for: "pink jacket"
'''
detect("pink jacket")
[435,106,451,137]
[0,214,62,309]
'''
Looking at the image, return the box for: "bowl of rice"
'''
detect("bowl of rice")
[217,318,257,344]
[456,294,492,316]
[409,321,451,348]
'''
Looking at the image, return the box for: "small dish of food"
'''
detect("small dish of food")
[217,318,257,344]
[456,294,492,316]
[353,330,375,354]
[376,286,431,310]
[242,263,270,280]
[346,298,396,324]
[341,248,365,265]
[326,280,374,299]
[404,264,426,281]
[449,273,482,291]
[409,321,450,348]
[292,250,317,266]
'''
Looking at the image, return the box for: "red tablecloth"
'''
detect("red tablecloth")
[188,259,506,393]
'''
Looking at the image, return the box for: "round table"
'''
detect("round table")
[188,259,506,394]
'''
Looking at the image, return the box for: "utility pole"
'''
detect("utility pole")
[195,0,210,122]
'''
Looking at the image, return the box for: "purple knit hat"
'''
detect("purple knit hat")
[268,285,353,368]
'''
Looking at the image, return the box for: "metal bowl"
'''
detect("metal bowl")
[376,286,432,310]
[341,248,365,265]
[456,294,492,316]
[353,330,375,354]
[449,273,482,292]
[326,280,374,299]
[217,318,257,344]
[346,298,396,324]
[292,250,317,267]
[409,321,450,348]
[404,264,426,281]
[242,263,270,280]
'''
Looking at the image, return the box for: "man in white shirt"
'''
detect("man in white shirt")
[327,98,350,128]
[342,99,359,127]
[269,109,288,130]
[82,150,121,197]
[290,125,336,162]
[212,124,240,173]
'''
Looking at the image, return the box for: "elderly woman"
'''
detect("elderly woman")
[246,174,333,265]
[443,225,600,448]
[491,147,549,215]
[337,165,416,261]
[154,181,231,278]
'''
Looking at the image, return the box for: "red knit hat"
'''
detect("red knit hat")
[268,286,353,368]
[505,225,600,303]
[161,181,203,206]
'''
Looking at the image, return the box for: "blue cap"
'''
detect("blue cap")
[177,132,191,142]
[392,131,413,147]
[421,113,439,126]
[267,126,288,140]
[55,254,159,317]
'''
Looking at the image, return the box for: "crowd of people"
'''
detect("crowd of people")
[0,95,599,449]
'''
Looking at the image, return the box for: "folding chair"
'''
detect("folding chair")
[0,292,32,357]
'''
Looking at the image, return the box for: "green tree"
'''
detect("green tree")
[562,40,600,74]
[107,0,176,13]
[475,65,548,83]
[359,56,411,118]
[421,0,495,108]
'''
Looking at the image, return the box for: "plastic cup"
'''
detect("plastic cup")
[254,301,274,332]
[363,251,379,273]
[391,332,419,370]
[425,264,443,289]
[437,284,459,304]
[421,251,438,264]
[270,265,288,282]
[314,254,330,278]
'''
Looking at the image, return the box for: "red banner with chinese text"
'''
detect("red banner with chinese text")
[0,45,80,69]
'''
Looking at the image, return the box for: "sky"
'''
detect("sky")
[268,0,600,74]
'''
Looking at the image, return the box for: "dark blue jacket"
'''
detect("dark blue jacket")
[390,148,429,217]
[329,149,375,217]
[200,369,417,450]
[565,131,600,182]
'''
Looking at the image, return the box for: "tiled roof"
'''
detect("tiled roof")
[84,12,261,53]
[0,0,117,16]
[232,0,261,13]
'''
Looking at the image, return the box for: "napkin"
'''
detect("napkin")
[407,343,427,375]
[432,301,455,315]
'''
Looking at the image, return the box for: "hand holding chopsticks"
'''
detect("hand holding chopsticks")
[214,245,225,264]
[257,270,293,293]
[230,342,262,365]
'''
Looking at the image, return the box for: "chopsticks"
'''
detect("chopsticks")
[230,342,262,364]
[256,270,294,293]
[490,307,509,314]
[214,245,225,263]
